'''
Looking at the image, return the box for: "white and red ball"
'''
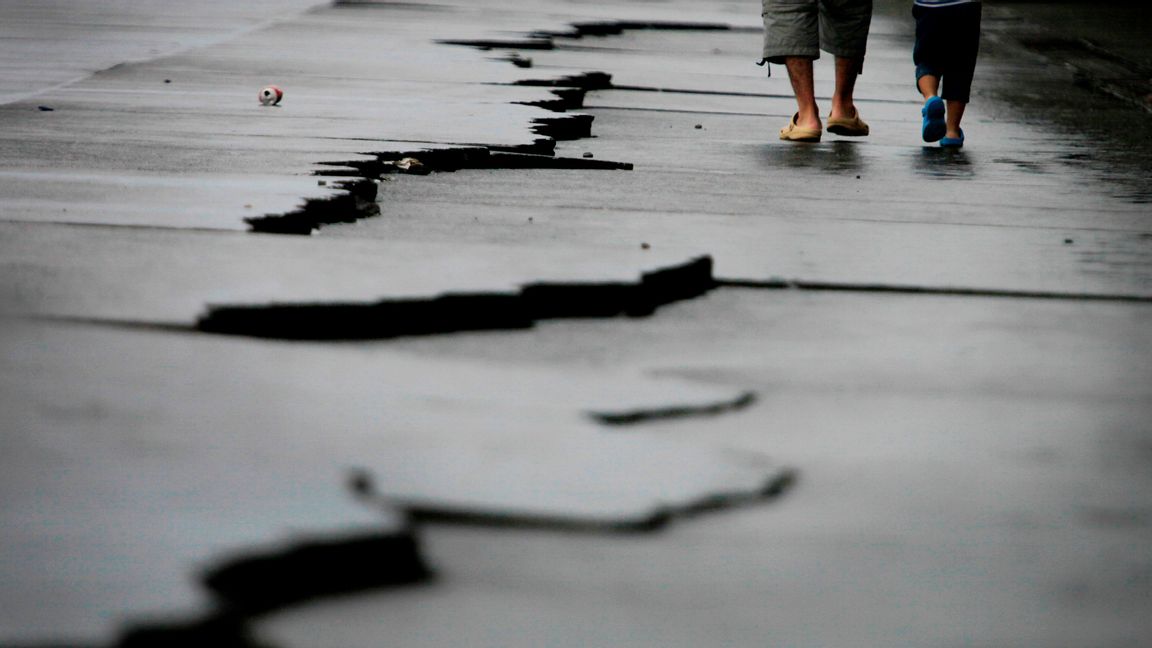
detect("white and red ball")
[258,85,283,106]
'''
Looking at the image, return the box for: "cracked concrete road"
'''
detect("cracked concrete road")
[1,0,1150,646]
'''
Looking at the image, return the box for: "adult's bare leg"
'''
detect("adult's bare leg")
[830,56,864,120]
[785,56,820,130]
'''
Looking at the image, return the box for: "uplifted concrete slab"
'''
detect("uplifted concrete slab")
[0,319,787,644]
[256,288,1152,648]
[0,327,413,644]
[0,221,709,324]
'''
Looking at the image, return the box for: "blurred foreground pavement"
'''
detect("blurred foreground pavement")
[1,1,1150,646]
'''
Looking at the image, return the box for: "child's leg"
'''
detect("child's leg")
[913,5,948,141]
[945,100,966,139]
[912,5,943,99]
[939,3,982,138]
[917,74,939,101]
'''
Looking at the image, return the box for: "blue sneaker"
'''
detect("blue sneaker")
[922,96,946,143]
[940,128,965,148]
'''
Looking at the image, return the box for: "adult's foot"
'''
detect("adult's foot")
[827,106,869,136]
[780,113,822,142]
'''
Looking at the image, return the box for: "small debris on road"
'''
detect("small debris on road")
[258,85,283,106]
[389,157,428,174]
[37,106,54,112]
[583,152,593,158]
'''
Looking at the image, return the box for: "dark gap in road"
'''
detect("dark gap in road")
[440,20,746,52]
[112,528,431,648]
[52,274,1152,345]
[438,37,555,51]
[513,86,588,110]
[202,533,431,616]
[249,112,632,235]
[196,256,715,340]
[514,70,613,90]
[310,135,555,155]
[719,278,1152,303]
[333,0,460,11]
[254,21,761,236]
[590,391,759,426]
[548,21,738,37]
[247,177,381,235]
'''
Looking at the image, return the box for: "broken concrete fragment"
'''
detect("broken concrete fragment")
[375,467,795,534]
[390,157,428,174]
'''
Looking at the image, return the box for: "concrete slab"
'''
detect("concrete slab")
[0,319,787,643]
[0,221,708,323]
[256,288,1152,648]
[320,163,1151,297]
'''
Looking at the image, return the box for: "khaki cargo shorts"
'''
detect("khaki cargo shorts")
[761,0,873,63]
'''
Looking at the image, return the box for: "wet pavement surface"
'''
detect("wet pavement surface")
[1,0,1150,646]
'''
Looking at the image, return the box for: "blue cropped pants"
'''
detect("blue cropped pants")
[913,2,982,103]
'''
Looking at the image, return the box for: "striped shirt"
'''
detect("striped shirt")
[914,0,979,6]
